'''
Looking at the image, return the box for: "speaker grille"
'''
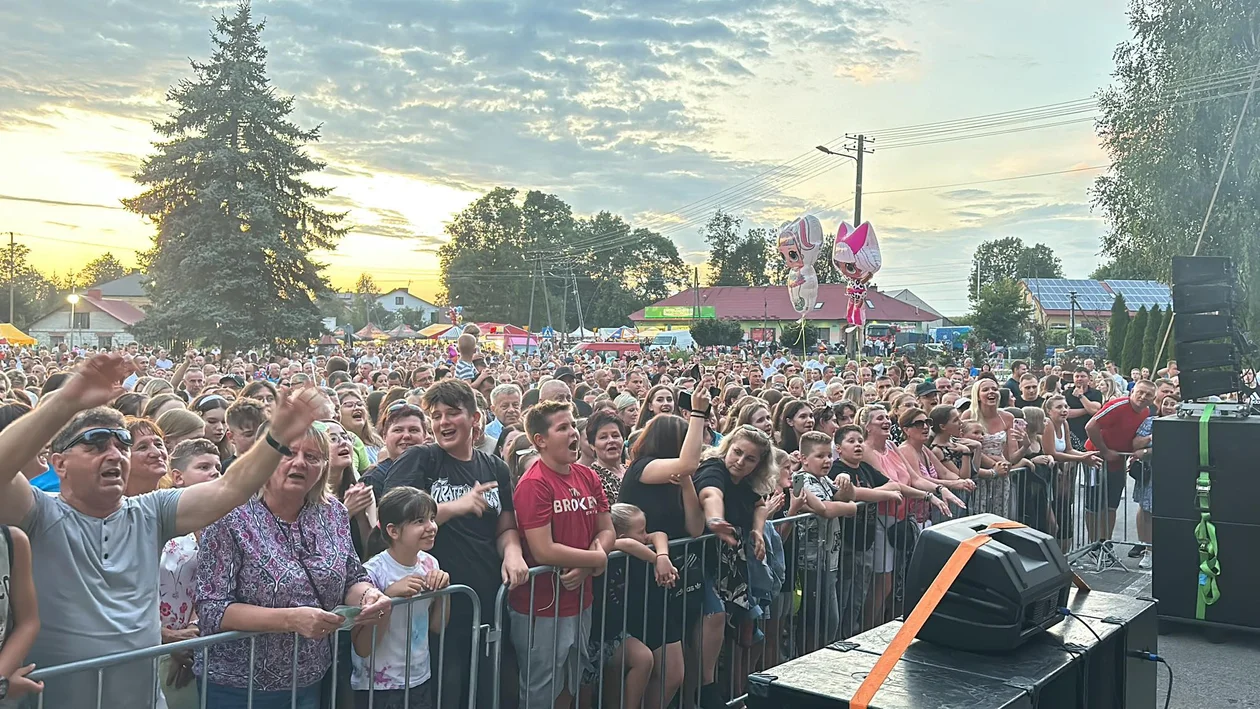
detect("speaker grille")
[1024,594,1057,629]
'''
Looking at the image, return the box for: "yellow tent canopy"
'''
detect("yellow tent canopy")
[0,323,36,347]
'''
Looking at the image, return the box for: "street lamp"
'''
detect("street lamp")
[67,292,80,350]
[815,145,855,160]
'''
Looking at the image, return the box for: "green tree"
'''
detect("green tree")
[969,237,1064,302]
[1123,306,1149,374]
[691,318,745,347]
[348,273,395,329]
[78,253,130,289]
[703,211,773,286]
[439,190,687,327]
[970,278,1033,345]
[779,320,818,348]
[1161,308,1176,363]
[1090,259,1150,280]
[1046,327,1096,347]
[1108,293,1130,365]
[124,3,344,349]
[1093,0,1260,338]
[1141,304,1164,372]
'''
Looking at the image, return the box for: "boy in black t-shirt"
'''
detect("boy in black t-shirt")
[828,424,904,639]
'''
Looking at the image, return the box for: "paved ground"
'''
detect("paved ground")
[1074,481,1260,709]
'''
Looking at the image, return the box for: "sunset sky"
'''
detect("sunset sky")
[0,0,1137,317]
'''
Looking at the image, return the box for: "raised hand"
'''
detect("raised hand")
[269,385,327,446]
[57,353,129,410]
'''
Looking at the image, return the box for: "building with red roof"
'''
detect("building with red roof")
[629,284,941,343]
[27,288,147,349]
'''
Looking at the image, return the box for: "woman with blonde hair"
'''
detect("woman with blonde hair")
[157,407,207,452]
[843,384,866,407]
[194,423,391,708]
[144,392,187,421]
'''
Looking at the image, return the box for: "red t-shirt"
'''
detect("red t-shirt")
[1085,397,1148,470]
[509,459,609,616]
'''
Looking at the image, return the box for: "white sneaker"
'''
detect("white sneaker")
[1138,550,1153,570]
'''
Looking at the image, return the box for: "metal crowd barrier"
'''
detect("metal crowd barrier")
[28,584,481,709]
[1063,453,1147,572]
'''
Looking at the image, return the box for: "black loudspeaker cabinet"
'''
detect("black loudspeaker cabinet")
[1151,415,1260,628]
[1151,516,1260,629]
[1150,416,1260,524]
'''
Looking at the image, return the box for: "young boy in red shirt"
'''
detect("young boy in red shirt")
[510,400,614,709]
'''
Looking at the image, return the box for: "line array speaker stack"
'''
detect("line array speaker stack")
[1153,256,1259,630]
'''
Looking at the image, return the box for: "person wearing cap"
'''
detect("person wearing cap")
[0,354,324,708]
[218,374,244,393]
[915,381,941,411]
[553,366,592,416]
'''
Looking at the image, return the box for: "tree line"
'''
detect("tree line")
[0,247,131,330]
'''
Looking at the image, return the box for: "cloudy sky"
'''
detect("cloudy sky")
[0,0,1134,316]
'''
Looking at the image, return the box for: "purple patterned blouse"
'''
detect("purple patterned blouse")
[194,496,368,690]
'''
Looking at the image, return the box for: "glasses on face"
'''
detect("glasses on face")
[57,427,133,454]
[906,419,931,429]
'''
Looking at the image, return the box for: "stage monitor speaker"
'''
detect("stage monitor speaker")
[1171,282,1236,315]
[903,514,1072,653]
[1173,255,1235,286]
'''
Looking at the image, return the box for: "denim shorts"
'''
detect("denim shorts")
[701,576,724,616]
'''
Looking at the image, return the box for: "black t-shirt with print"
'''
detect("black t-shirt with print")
[381,443,514,622]
[828,459,890,551]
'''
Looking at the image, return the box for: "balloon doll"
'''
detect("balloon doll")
[777,215,824,314]
[832,221,882,327]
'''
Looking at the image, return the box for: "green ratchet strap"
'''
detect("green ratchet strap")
[1195,404,1220,620]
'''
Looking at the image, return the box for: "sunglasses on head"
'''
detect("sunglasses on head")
[387,401,423,415]
[56,427,133,454]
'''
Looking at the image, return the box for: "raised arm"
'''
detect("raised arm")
[0,354,129,525]
[173,386,324,535]
[640,388,712,484]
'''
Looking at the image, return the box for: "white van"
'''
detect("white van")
[649,331,696,351]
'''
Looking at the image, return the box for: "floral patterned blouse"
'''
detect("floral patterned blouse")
[194,497,368,691]
[159,533,198,630]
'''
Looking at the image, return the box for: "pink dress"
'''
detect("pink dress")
[873,442,912,520]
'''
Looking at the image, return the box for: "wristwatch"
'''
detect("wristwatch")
[264,432,293,456]
[935,484,945,497]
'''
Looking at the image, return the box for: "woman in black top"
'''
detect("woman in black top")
[775,399,814,454]
[617,387,712,709]
[695,425,778,708]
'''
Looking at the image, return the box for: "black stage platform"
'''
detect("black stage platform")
[746,589,1158,709]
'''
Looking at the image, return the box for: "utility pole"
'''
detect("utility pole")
[526,259,537,354]
[692,267,700,330]
[571,265,587,338]
[845,134,875,224]
[1068,290,1078,348]
[6,232,13,324]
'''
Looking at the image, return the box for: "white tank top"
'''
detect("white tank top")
[1053,422,1067,453]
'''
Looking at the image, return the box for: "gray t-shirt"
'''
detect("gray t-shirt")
[20,487,183,708]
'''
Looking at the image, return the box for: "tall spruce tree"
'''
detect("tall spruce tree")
[1123,306,1149,374]
[1141,304,1163,373]
[124,2,345,349]
[1108,293,1129,367]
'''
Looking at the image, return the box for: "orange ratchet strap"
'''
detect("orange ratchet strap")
[850,521,1025,709]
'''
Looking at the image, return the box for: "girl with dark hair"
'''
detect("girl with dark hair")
[352,487,449,709]
[636,384,675,430]
[775,399,814,454]
[617,387,713,709]
[189,393,233,462]
[0,403,55,491]
[240,380,278,417]
[112,392,149,417]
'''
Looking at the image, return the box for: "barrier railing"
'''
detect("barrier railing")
[29,584,481,709]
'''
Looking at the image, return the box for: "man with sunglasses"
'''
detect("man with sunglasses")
[0,353,325,708]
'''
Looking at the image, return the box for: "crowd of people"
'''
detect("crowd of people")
[0,329,1184,709]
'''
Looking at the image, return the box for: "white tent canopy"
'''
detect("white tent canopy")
[569,327,596,339]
